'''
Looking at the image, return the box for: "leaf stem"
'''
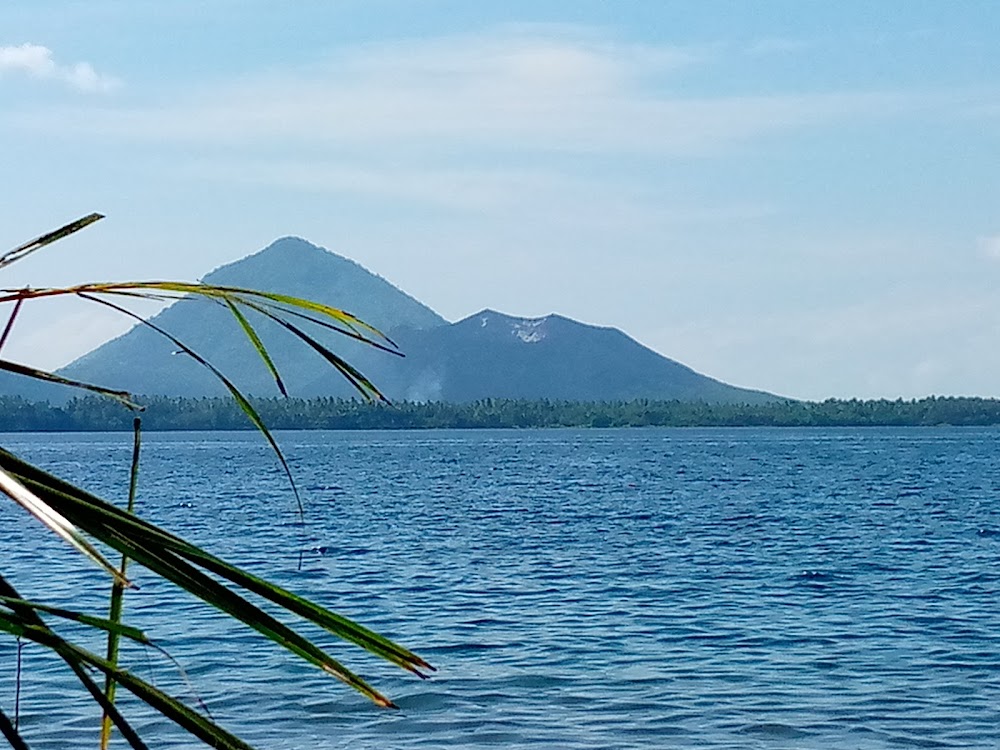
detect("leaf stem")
[100,417,141,749]
[14,638,22,731]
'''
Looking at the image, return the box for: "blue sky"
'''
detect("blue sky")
[2,1,999,400]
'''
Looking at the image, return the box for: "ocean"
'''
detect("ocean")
[2,427,999,748]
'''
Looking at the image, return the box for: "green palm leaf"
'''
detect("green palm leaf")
[0,596,148,642]
[222,297,288,396]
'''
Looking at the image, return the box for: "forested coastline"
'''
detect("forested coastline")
[3,394,1000,431]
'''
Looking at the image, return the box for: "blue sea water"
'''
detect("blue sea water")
[1,427,999,749]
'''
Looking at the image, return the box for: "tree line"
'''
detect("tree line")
[3,394,1000,431]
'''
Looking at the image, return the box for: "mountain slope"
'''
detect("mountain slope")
[375,310,778,404]
[55,237,447,399]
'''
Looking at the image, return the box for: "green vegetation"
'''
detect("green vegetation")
[0,217,431,749]
[3,394,1000,431]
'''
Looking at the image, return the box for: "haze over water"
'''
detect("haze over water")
[3,427,999,748]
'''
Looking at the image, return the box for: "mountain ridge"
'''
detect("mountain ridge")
[378,308,776,403]
[1,237,782,405]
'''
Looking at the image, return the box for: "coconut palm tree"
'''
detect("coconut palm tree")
[0,215,432,749]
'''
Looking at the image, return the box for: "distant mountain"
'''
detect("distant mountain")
[42,237,447,400]
[1,237,781,404]
[374,310,777,404]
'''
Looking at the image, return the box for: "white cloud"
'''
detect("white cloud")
[0,42,55,76]
[13,28,918,156]
[0,43,118,93]
[337,27,702,92]
[979,234,1000,260]
[176,157,774,226]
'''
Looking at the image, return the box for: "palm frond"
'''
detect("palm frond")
[78,292,307,517]
[0,281,398,353]
[0,444,431,700]
[0,215,433,749]
[0,575,151,750]
[0,615,255,750]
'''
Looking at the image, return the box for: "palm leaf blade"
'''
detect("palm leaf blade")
[0,596,148,643]
[0,213,103,270]
[0,360,141,409]
[0,468,130,587]
[221,297,288,396]
[0,706,31,750]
